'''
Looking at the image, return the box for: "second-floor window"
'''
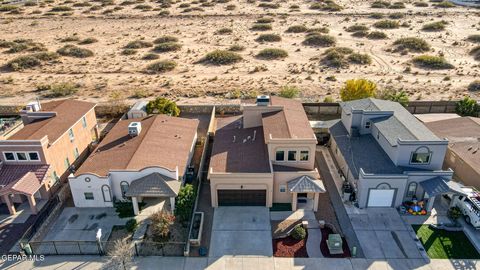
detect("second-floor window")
[82,116,87,128]
[65,157,71,170]
[3,151,40,162]
[288,151,297,161]
[74,148,79,159]
[300,151,309,161]
[275,151,285,161]
[68,128,75,142]
[28,152,39,161]
[16,152,27,161]
[410,147,431,164]
[4,152,15,161]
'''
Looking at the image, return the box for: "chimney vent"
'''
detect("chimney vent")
[128,122,142,137]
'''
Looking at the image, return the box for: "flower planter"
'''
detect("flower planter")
[189,212,204,246]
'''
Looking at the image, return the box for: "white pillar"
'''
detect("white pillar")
[170,197,175,213]
[3,194,16,215]
[27,195,38,215]
[426,196,436,213]
[449,195,456,207]
[292,193,297,211]
[313,193,319,212]
[132,197,139,215]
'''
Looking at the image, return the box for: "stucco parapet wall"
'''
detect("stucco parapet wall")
[397,139,449,145]
[208,170,274,178]
[69,172,109,180]
[267,134,317,143]
[359,168,454,179]
[0,136,48,146]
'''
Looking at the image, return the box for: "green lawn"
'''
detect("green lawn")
[412,225,480,259]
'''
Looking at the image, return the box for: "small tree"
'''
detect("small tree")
[340,79,377,101]
[455,96,479,117]
[150,211,175,241]
[107,239,133,270]
[447,206,462,224]
[146,97,180,116]
[175,184,196,223]
[279,85,300,98]
[377,88,409,107]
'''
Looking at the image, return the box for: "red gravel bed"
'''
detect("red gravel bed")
[320,227,351,258]
[272,235,308,257]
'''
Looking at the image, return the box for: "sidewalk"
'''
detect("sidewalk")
[1,255,479,270]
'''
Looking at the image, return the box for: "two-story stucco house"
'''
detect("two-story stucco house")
[208,96,325,211]
[329,98,461,211]
[68,114,199,215]
[0,99,98,216]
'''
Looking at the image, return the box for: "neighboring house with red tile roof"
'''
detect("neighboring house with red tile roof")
[68,115,199,215]
[208,96,325,211]
[0,99,98,216]
[425,117,480,189]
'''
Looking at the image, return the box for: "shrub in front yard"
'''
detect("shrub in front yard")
[291,225,306,240]
[150,211,175,241]
[125,219,138,233]
[175,184,196,223]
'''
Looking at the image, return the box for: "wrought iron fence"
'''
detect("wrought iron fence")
[24,240,186,257]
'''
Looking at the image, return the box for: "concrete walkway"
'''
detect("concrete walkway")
[306,228,323,258]
[2,255,479,270]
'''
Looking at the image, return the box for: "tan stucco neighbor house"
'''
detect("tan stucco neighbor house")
[69,115,199,216]
[0,99,98,216]
[208,96,326,211]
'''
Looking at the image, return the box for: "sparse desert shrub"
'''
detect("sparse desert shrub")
[134,4,152,10]
[291,225,306,240]
[470,46,480,61]
[340,79,377,101]
[31,52,60,61]
[60,36,80,43]
[145,60,177,73]
[255,33,281,42]
[78,37,98,45]
[279,85,300,98]
[389,2,406,9]
[142,53,159,60]
[369,12,385,19]
[250,23,272,31]
[215,28,233,35]
[393,37,430,52]
[256,48,288,59]
[5,43,29,53]
[467,35,480,43]
[153,42,182,52]
[371,0,390,8]
[146,97,180,116]
[348,53,372,65]
[422,20,448,31]
[125,40,153,49]
[73,2,92,7]
[50,6,73,12]
[302,34,336,47]
[225,4,236,10]
[412,55,454,69]
[434,1,455,8]
[373,20,399,29]
[5,52,59,71]
[326,47,354,55]
[154,36,178,44]
[322,50,349,68]
[310,0,343,11]
[24,1,38,6]
[388,12,405,19]
[228,44,245,51]
[414,1,429,6]
[122,49,137,55]
[351,30,369,38]
[45,82,79,97]
[201,50,242,65]
[456,96,479,117]
[286,25,308,33]
[367,31,388,39]
[467,80,480,92]
[57,45,94,58]
[306,27,330,34]
[346,24,369,32]
[258,2,280,9]
[256,17,274,23]
[0,5,18,12]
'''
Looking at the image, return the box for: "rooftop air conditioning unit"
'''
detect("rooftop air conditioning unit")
[256,95,270,106]
[128,122,142,137]
[26,101,41,112]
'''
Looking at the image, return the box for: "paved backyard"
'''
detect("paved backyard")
[209,207,272,257]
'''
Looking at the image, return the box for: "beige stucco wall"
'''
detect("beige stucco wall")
[268,140,317,170]
[242,105,283,128]
[444,149,480,189]
[273,170,320,203]
[209,172,274,207]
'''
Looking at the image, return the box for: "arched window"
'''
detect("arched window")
[120,181,129,199]
[410,146,431,164]
[102,185,112,202]
[406,182,417,199]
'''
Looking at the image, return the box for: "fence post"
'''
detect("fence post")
[78,242,82,255]
[134,242,139,256]
[53,241,58,255]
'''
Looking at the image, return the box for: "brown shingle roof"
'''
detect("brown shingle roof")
[9,99,96,142]
[210,116,271,173]
[426,117,480,175]
[75,115,199,176]
[0,164,50,196]
[262,97,315,140]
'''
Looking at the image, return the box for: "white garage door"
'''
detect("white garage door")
[368,189,395,207]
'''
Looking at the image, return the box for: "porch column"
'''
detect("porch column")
[449,195,456,207]
[132,196,139,215]
[292,193,297,211]
[27,195,38,215]
[2,194,16,215]
[170,197,175,213]
[313,193,319,212]
[426,196,435,213]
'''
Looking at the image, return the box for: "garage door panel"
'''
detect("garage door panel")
[368,189,394,207]
[218,190,266,206]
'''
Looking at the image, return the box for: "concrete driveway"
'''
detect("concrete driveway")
[209,207,272,257]
[348,207,425,259]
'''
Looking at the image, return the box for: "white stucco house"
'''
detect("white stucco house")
[68,115,198,215]
[329,98,464,211]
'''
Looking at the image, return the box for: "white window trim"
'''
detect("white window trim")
[3,151,41,162]
[84,192,94,200]
[68,128,75,142]
[275,150,285,161]
[279,185,286,193]
[299,150,309,162]
[287,150,297,162]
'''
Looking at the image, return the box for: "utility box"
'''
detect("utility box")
[327,234,343,255]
